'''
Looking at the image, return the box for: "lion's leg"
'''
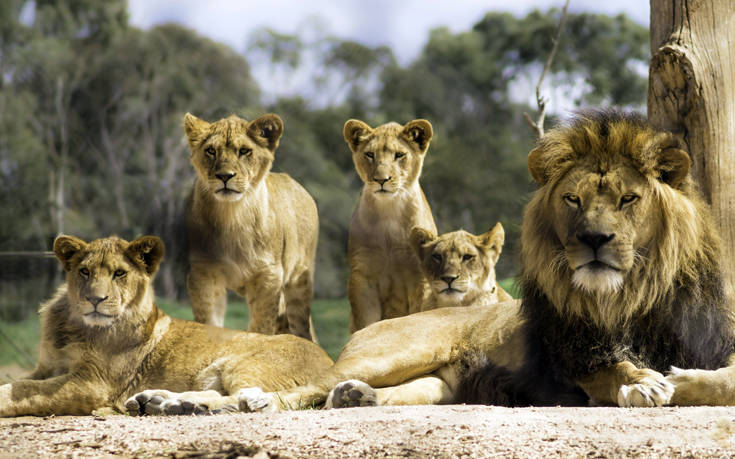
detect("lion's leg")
[347,270,382,333]
[283,267,315,341]
[666,355,735,405]
[326,373,454,409]
[0,374,110,417]
[577,361,674,407]
[188,261,227,326]
[245,268,286,335]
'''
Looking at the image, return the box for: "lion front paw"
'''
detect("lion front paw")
[125,389,227,416]
[617,374,674,407]
[237,387,277,413]
[325,380,377,409]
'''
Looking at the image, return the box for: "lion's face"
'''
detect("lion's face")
[53,235,164,328]
[525,111,692,301]
[344,119,433,197]
[412,224,504,304]
[549,160,659,294]
[184,113,284,202]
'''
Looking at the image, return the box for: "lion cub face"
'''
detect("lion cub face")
[184,113,284,202]
[528,114,691,296]
[53,235,164,327]
[344,119,432,197]
[411,224,505,304]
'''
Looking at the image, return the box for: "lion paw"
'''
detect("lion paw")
[125,389,222,416]
[617,376,674,407]
[237,387,277,413]
[325,380,377,409]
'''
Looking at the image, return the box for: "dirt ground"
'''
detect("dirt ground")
[2,405,735,458]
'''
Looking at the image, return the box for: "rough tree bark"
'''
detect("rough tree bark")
[648,0,735,297]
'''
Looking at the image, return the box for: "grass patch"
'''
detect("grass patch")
[0,297,351,370]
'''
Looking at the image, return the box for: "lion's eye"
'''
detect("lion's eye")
[394,152,405,160]
[564,194,581,208]
[364,151,374,160]
[462,254,474,262]
[431,253,442,263]
[239,147,252,158]
[79,267,90,278]
[113,269,126,279]
[619,194,639,207]
[205,147,216,157]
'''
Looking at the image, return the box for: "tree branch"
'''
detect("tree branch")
[524,0,570,138]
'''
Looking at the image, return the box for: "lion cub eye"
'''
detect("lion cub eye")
[239,147,252,158]
[462,254,474,262]
[113,269,126,279]
[364,151,374,160]
[79,267,90,278]
[205,147,216,157]
[431,253,442,263]
[394,152,406,160]
[619,194,639,208]
[563,194,581,208]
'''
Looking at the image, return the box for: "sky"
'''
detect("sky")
[126,0,650,109]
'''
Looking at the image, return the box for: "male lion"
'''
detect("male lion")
[0,235,332,417]
[411,223,513,309]
[184,113,319,341]
[237,110,735,412]
[345,119,437,332]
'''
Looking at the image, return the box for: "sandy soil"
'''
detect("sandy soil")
[2,405,735,458]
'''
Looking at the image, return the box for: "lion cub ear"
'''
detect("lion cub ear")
[53,235,88,272]
[248,114,284,150]
[183,113,210,142]
[410,227,437,259]
[478,222,505,264]
[343,119,373,152]
[401,119,433,152]
[126,236,165,275]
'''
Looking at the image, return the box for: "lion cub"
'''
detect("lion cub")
[411,223,513,309]
[344,119,437,332]
[184,113,318,341]
[0,235,332,417]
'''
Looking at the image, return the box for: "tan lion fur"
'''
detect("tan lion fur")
[0,235,332,417]
[410,223,513,309]
[344,119,437,332]
[184,113,319,341]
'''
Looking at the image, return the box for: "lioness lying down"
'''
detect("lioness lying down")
[0,235,332,417]
[238,110,735,412]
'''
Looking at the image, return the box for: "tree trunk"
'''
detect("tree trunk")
[648,0,735,298]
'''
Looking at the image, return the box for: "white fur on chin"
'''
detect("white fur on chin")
[572,266,623,294]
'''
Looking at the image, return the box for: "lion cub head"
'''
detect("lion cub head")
[184,113,284,202]
[53,235,164,327]
[344,119,433,196]
[411,223,505,306]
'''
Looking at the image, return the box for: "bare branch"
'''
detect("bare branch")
[523,0,570,138]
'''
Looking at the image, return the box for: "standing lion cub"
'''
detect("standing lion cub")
[0,235,332,417]
[184,113,319,341]
[344,119,437,332]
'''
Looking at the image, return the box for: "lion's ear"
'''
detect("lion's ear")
[183,113,209,142]
[410,226,437,259]
[344,119,372,152]
[478,222,504,264]
[527,146,549,185]
[126,236,165,275]
[53,235,87,272]
[656,147,690,188]
[401,119,433,152]
[248,114,284,150]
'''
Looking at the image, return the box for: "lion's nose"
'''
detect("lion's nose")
[374,177,390,186]
[216,172,236,184]
[86,295,108,307]
[441,275,458,286]
[577,232,615,251]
